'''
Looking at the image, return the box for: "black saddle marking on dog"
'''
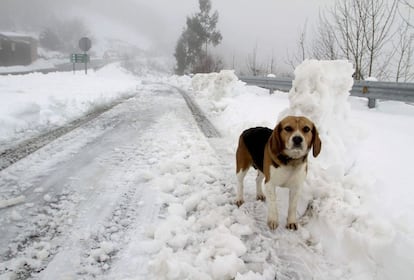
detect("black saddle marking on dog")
[241,127,273,172]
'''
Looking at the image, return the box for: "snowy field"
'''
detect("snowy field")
[0,63,139,148]
[0,61,413,279]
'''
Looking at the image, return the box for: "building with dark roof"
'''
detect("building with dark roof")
[0,33,38,66]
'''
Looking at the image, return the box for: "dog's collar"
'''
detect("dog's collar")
[277,153,292,165]
[274,153,307,166]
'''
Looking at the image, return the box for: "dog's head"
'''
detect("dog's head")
[269,116,321,159]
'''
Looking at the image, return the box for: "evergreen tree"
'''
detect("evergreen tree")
[174,0,222,74]
[174,32,189,75]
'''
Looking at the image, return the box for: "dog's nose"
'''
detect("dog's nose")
[293,136,303,146]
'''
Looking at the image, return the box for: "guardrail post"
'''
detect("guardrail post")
[269,88,274,94]
[368,98,376,109]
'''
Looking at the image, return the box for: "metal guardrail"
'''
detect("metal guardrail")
[239,76,414,108]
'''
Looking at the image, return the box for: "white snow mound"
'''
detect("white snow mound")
[192,70,240,101]
[282,59,357,171]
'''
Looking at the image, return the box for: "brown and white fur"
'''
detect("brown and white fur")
[235,116,321,230]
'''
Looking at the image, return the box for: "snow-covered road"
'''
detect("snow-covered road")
[0,83,342,280]
[0,84,188,278]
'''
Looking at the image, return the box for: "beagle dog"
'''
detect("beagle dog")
[235,116,321,230]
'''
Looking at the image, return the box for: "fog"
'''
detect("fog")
[0,0,330,73]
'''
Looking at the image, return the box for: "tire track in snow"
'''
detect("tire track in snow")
[77,181,140,276]
[75,149,160,278]
[0,190,81,279]
[173,86,221,138]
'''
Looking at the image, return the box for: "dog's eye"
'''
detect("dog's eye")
[284,126,293,132]
[303,126,311,133]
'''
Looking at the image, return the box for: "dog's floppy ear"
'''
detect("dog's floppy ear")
[269,123,282,154]
[312,126,322,157]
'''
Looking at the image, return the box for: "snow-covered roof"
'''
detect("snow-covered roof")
[0,31,36,38]
[0,32,37,45]
[0,32,38,43]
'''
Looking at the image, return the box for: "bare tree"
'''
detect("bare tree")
[286,21,308,70]
[394,21,414,81]
[312,12,338,60]
[402,0,414,8]
[362,0,398,77]
[322,0,398,80]
[298,21,307,61]
[231,51,236,70]
[268,49,277,74]
[330,0,367,79]
[399,0,414,27]
[246,42,265,76]
[395,0,414,81]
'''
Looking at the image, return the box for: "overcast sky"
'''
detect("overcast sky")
[123,0,332,71]
[0,0,331,72]
[133,0,332,72]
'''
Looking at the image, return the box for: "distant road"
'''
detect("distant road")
[0,59,107,76]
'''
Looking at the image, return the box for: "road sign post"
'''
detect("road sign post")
[70,53,90,74]
[84,52,87,75]
[78,37,92,75]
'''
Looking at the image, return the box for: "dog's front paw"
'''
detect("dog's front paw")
[256,194,266,202]
[286,223,298,231]
[235,199,244,207]
[267,219,279,230]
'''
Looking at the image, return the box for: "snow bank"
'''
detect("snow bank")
[165,75,192,90]
[0,63,139,145]
[281,60,412,279]
[282,59,358,171]
[0,59,55,74]
[191,70,240,101]
[189,70,286,139]
[182,60,414,279]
